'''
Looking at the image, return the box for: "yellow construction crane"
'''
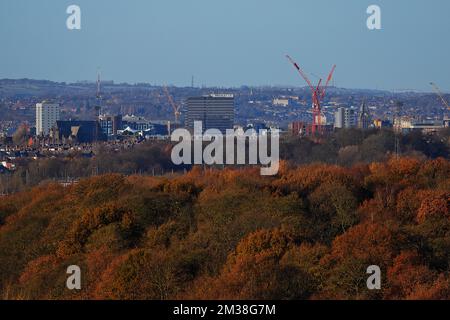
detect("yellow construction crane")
[430,82,450,110]
[163,86,181,124]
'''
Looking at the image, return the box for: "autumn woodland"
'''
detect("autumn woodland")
[0,156,449,300]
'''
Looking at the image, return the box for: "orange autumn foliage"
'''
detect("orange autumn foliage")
[0,157,448,300]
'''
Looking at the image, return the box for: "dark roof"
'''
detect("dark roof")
[56,121,106,143]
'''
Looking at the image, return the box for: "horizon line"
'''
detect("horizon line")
[0,77,440,94]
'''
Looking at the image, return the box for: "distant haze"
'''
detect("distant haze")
[0,0,449,91]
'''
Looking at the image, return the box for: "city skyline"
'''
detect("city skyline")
[0,0,449,91]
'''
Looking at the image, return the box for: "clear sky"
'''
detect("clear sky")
[0,0,449,91]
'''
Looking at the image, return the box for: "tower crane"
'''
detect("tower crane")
[321,64,336,100]
[286,55,336,135]
[430,82,450,110]
[163,86,181,124]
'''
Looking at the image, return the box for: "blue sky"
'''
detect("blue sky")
[0,0,449,91]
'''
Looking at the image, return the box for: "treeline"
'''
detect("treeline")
[282,128,450,165]
[0,142,182,194]
[0,157,449,299]
[1,128,449,194]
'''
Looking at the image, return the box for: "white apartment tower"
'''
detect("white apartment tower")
[334,107,357,129]
[36,102,60,136]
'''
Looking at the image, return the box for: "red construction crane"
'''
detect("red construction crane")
[286,55,336,135]
[321,64,336,100]
[163,86,181,124]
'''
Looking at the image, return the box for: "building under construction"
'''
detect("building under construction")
[286,55,336,136]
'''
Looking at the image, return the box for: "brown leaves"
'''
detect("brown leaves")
[417,191,450,223]
[1,157,449,299]
[385,251,449,300]
[328,222,396,268]
[186,228,310,300]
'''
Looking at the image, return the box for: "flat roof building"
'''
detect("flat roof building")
[52,121,106,143]
[99,114,122,136]
[36,102,60,136]
[186,94,234,133]
[335,107,357,129]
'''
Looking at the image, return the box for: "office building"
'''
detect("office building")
[36,102,60,136]
[396,119,445,134]
[273,98,289,107]
[334,107,357,129]
[334,107,344,128]
[186,94,234,133]
[373,119,393,129]
[99,114,122,136]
